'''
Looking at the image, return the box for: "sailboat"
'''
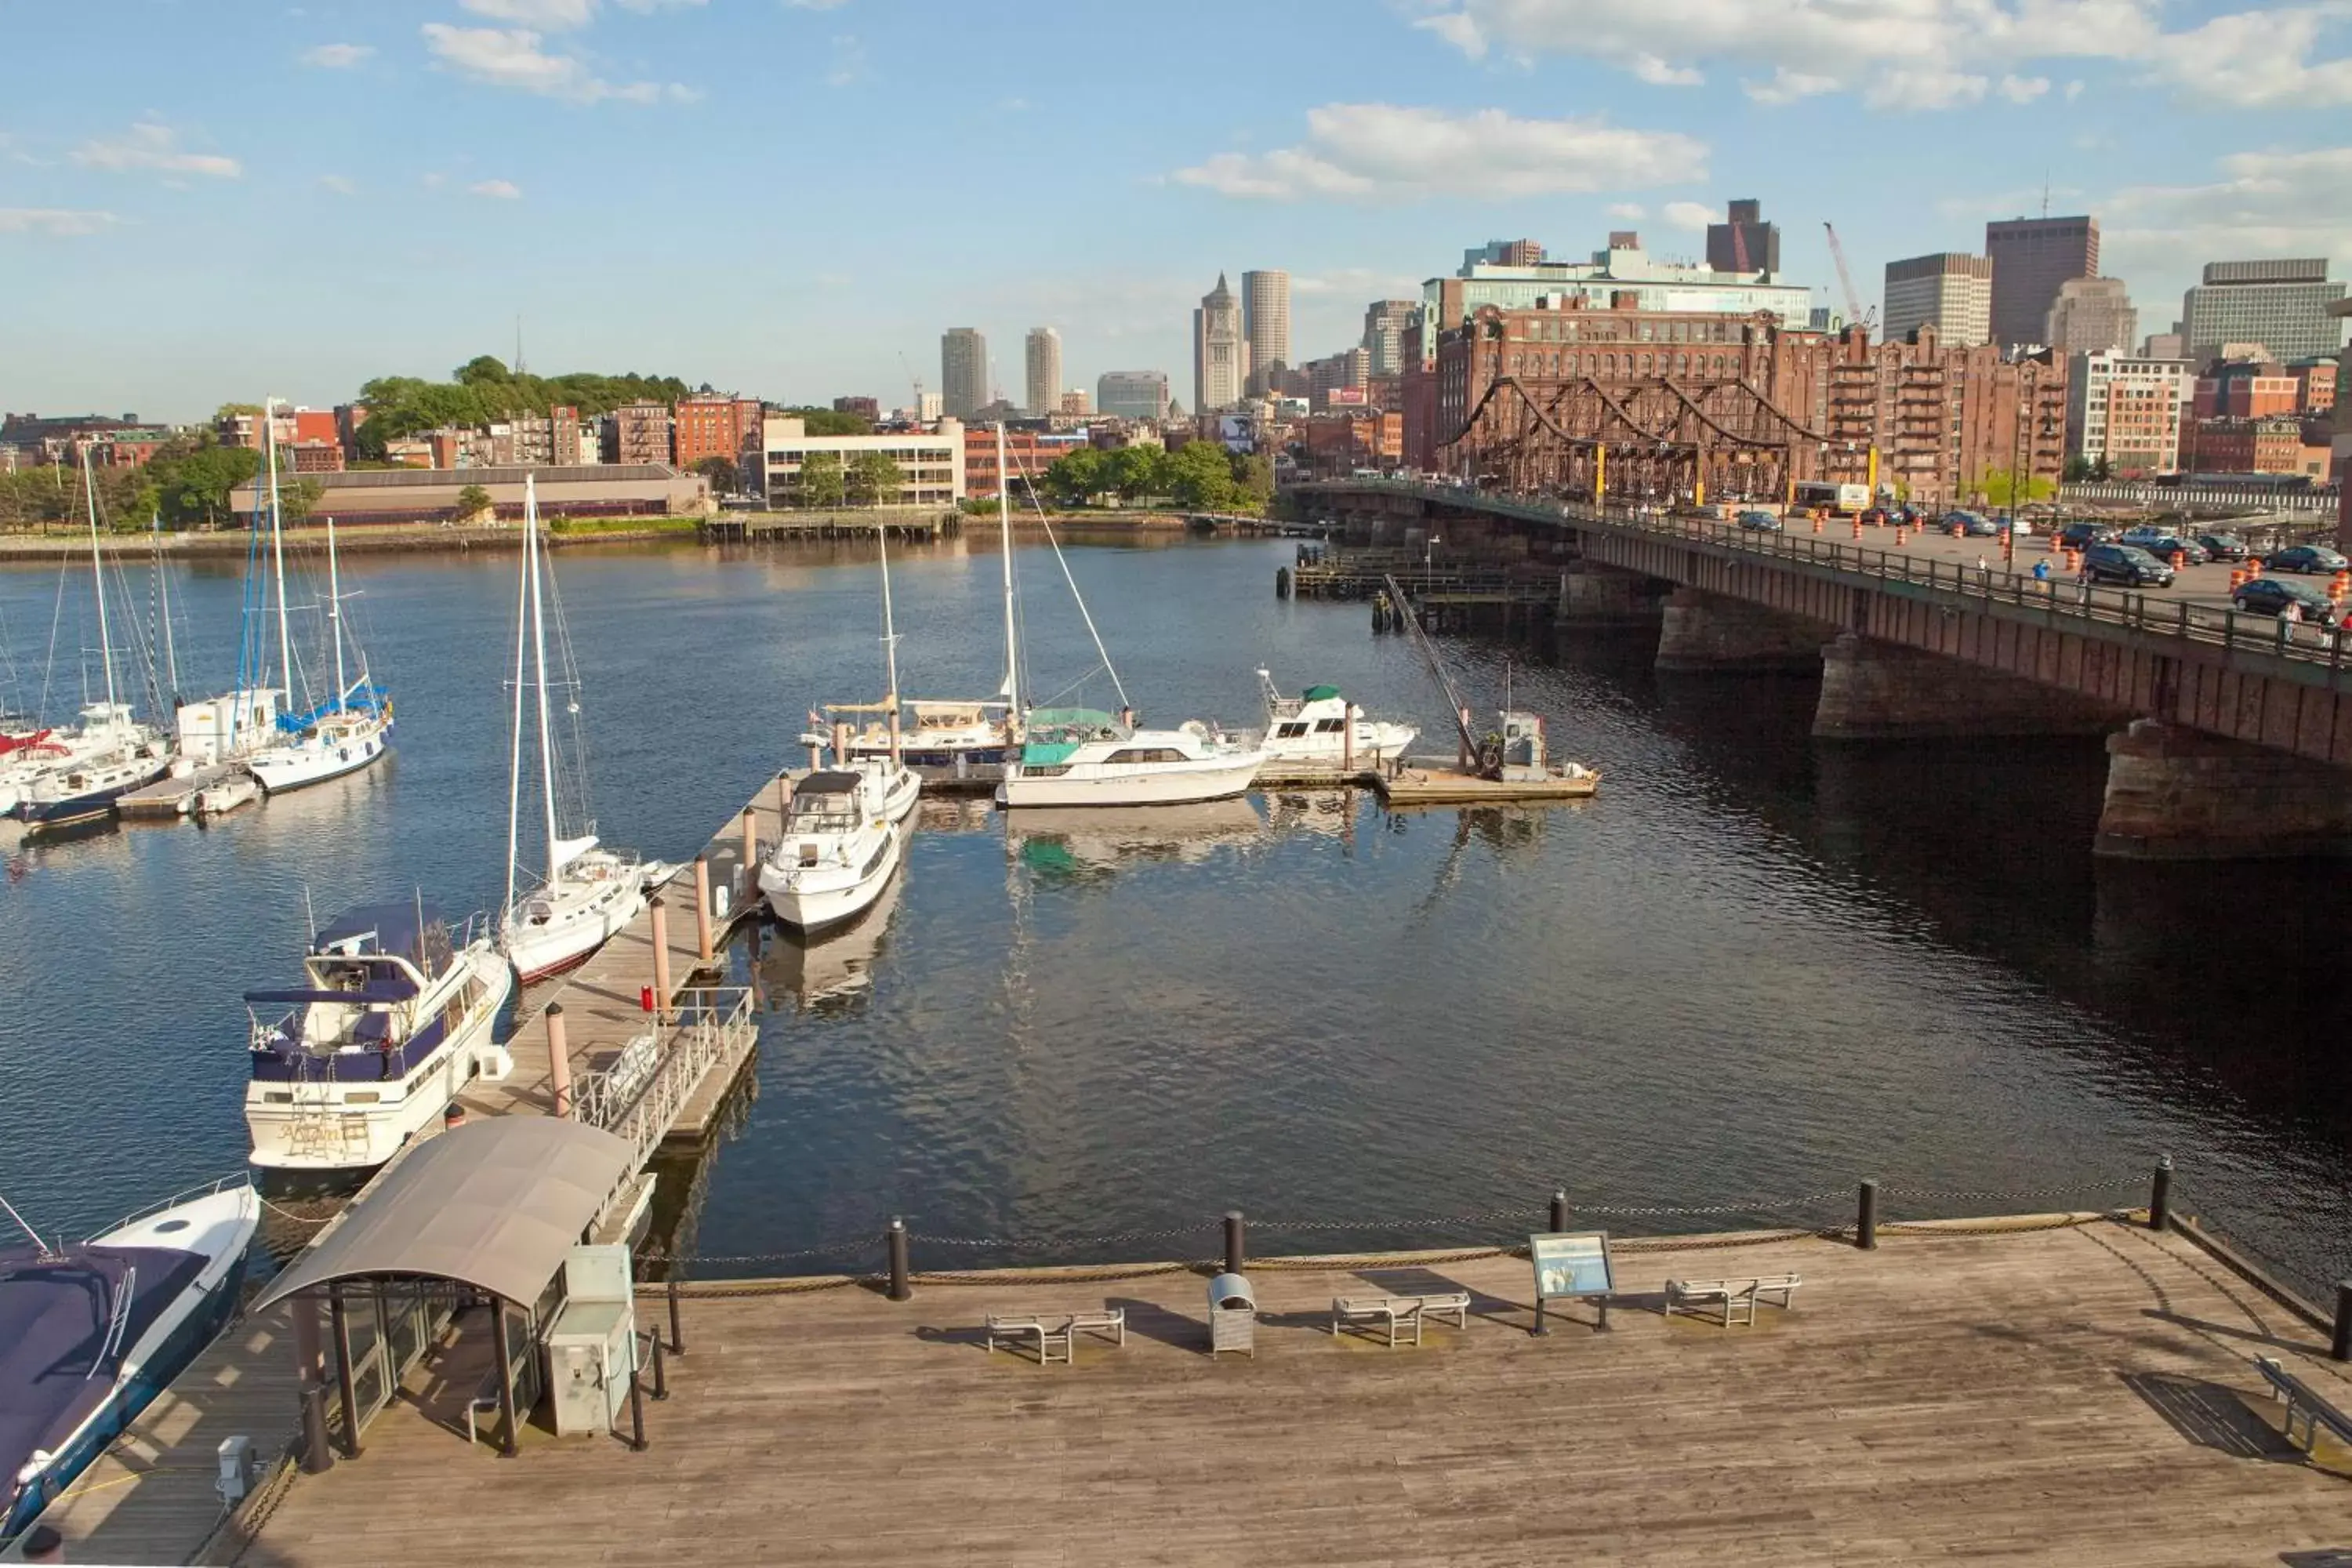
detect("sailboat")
[10,453,171,826]
[761,528,920,931]
[243,401,393,794]
[992,424,1267,808]
[498,476,652,983]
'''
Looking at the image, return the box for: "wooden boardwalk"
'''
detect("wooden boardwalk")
[232,1217,2352,1566]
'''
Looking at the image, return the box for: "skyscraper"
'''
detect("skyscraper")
[1882,253,1993,346]
[2180,260,2348,363]
[1705,198,1780,274]
[1986,216,2099,349]
[1362,299,1417,379]
[1097,370,1170,421]
[1192,274,1245,414]
[1024,327,1062,417]
[2044,277,2139,357]
[1241,270,1290,397]
[940,328,988,419]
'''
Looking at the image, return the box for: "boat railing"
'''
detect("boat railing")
[574,986,756,1171]
[87,1171,251,1243]
[89,1263,136,1377]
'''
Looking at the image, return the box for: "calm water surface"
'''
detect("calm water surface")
[2,535,2347,1290]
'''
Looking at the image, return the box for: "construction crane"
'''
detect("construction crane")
[1820,222,1877,331]
[896,351,924,417]
[1730,215,1751,274]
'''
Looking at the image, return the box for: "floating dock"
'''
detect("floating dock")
[193,1213,2352,1566]
[1372,760,1599,806]
[115,763,241,820]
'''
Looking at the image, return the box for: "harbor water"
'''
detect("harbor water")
[2,535,2348,1293]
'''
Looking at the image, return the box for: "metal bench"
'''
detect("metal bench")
[985,1308,1124,1366]
[2257,1356,2352,1456]
[1664,1274,1802,1327]
[1330,1291,1474,1348]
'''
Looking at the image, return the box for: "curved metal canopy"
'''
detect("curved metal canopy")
[254,1117,633,1312]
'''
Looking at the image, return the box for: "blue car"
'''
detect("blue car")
[2263,544,2349,575]
[1736,510,1783,532]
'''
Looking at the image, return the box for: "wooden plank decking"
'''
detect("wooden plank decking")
[230,1218,2352,1566]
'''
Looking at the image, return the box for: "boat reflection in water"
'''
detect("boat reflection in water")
[754,823,909,1012]
[1004,797,1268,884]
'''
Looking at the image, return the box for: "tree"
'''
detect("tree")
[1040,448,1109,506]
[1231,452,1275,512]
[1975,467,2056,509]
[693,455,739,495]
[846,451,902,506]
[797,452,846,508]
[146,435,261,529]
[279,478,325,528]
[454,483,493,521]
[213,401,263,420]
[1108,445,1167,501]
[1164,440,1238,510]
[779,407,873,437]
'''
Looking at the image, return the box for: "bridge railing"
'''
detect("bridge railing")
[1318,479,2352,682]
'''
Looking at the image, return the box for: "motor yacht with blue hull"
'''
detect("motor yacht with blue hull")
[244,902,513,1175]
[2,1179,260,1537]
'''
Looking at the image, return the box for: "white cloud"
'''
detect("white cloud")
[0,208,122,237]
[1606,201,1646,220]
[1661,199,1715,230]
[318,173,358,194]
[823,33,867,86]
[421,23,692,103]
[300,42,373,67]
[1413,0,2352,109]
[71,122,241,178]
[468,178,524,198]
[2100,144,2352,274]
[1171,103,1705,202]
[460,0,597,27]
[2063,78,2085,100]
[1998,73,2051,102]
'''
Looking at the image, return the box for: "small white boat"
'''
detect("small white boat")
[758,771,906,932]
[996,710,1266,808]
[1255,669,1417,764]
[243,901,514,1171]
[1,1178,260,1537]
[497,477,650,983]
[191,772,260,819]
[807,521,923,825]
[840,699,1017,779]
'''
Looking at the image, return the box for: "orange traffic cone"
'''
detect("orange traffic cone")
[2229,567,2246,590]
[2331,570,2347,603]
[1895,524,1909,546]
[2170,550,2186,570]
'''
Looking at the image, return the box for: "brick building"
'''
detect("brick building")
[603,403,673,466]
[1410,299,2067,508]
[963,425,1089,499]
[2194,360,2299,419]
[832,396,881,422]
[2185,415,2332,477]
[673,395,763,474]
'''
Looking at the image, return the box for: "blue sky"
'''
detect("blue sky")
[2,0,2347,422]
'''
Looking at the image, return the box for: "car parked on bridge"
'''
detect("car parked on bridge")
[2122,532,2210,564]
[2082,543,2176,587]
[2057,521,2122,550]
[2195,532,2251,561]
[2262,544,2349,575]
[1945,511,2004,537]
[1736,510,1784,532]
[2232,576,2341,628]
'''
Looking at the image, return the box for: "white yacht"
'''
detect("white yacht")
[757,771,906,931]
[840,699,1016,779]
[497,477,651,983]
[243,901,514,1172]
[982,423,1267,809]
[1256,670,1417,765]
[808,524,923,826]
[242,408,392,796]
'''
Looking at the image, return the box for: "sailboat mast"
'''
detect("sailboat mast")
[525,478,561,884]
[326,519,348,710]
[264,401,292,709]
[152,514,180,702]
[996,424,1018,717]
[504,481,532,920]
[879,525,902,766]
[81,451,118,713]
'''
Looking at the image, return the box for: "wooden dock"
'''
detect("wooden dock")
[224,1214,2352,1566]
[1372,759,1600,806]
[116,763,239,820]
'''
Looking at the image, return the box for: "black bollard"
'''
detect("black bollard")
[2334,1283,2352,1363]
[627,1362,648,1451]
[2149,1155,2172,1232]
[650,1331,669,1401]
[1223,1210,1246,1276]
[667,1274,685,1354]
[1549,1191,1569,1232]
[887,1217,911,1302]
[1857,1179,1878,1250]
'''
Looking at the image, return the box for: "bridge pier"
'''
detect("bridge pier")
[1813,632,2125,741]
[2096,719,2352,859]
[1555,564,1663,633]
[1655,588,1829,673]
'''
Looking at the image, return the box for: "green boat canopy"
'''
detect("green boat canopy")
[1301,684,1341,702]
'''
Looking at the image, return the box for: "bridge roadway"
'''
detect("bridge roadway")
[1304,479,2352,771]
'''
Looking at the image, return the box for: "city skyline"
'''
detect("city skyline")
[2,1,2350,419]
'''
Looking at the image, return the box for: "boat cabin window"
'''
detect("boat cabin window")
[1312,718,1346,734]
[1275,722,1308,739]
[1103,747,1187,764]
[788,793,858,829]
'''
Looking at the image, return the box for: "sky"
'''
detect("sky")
[2,0,2348,423]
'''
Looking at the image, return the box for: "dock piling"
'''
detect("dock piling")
[1224,1210,1247,1276]
[693,858,713,962]
[667,1276,685,1354]
[648,898,671,1023]
[1549,1191,1569,1232]
[649,1331,668,1401]
[626,1359,648,1452]
[887,1217,911,1302]
[1857,1179,1878,1250]
[2149,1154,2172,1231]
[2334,1283,2352,1363]
[546,1004,572,1118]
[328,1288,363,1458]
[740,809,758,896]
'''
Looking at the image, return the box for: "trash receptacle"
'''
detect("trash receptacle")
[1207,1272,1256,1359]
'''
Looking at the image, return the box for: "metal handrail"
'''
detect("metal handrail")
[575,986,756,1170]
[1319,479,2352,685]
